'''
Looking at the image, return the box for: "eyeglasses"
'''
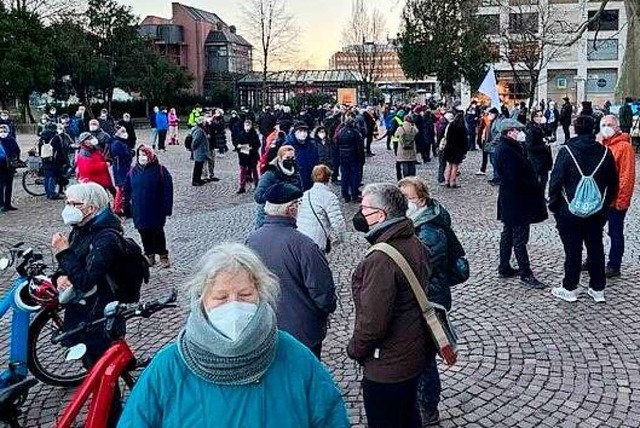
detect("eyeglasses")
[65,201,84,208]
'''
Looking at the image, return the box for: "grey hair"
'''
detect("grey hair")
[185,243,280,309]
[264,201,293,217]
[602,114,620,129]
[65,182,111,210]
[363,183,408,219]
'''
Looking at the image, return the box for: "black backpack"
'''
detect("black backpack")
[430,218,470,286]
[101,231,150,303]
[184,133,193,151]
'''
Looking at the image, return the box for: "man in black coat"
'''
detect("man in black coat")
[494,119,547,289]
[258,106,277,140]
[336,113,365,202]
[363,106,376,157]
[618,97,633,133]
[549,115,619,303]
[560,97,573,142]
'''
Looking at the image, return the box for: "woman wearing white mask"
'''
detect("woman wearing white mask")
[51,182,127,367]
[123,145,174,268]
[118,244,350,428]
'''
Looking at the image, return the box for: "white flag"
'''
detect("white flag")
[478,66,501,107]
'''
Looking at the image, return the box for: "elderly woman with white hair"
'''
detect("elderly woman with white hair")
[118,244,349,428]
[50,182,129,367]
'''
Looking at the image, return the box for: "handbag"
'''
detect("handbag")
[367,243,458,366]
[308,193,331,254]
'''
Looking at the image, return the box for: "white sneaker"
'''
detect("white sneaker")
[587,288,605,303]
[475,170,487,176]
[551,287,580,302]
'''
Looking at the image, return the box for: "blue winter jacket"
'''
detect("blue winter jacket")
[155,112,169,131]
[254,160,303,228]
[246,216,337,348]
[117,331,350,428]
[286,133,319,191]
[109,137,133,187]
[123,162,173,230]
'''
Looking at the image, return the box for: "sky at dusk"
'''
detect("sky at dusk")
[121,0,405,69]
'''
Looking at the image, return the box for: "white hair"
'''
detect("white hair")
[185,243,280,309]
[264,201,293,217]
[65,182,111,210]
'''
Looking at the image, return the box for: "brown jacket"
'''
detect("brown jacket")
[348,218,436,383]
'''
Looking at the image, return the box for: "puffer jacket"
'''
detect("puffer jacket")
[76,148,113,190]
[348,218,436,383]
[412,199,453,311]
[297,183,346,252]
[602,132,636,210]
[254,159,303,228]
[336,124,365,164]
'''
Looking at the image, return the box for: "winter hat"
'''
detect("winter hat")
[78,132,98,147]
[137,145,158,163]
[115,126,128,139]
[488,107,500,115]
[497,118,526,133]
[264,183,303,205]
[293,121,309,131]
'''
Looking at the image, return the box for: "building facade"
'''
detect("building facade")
[329,42,437,102]
[140,2,252,97]
[477,0,627,106]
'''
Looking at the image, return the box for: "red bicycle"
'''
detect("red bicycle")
[51,290,177,428]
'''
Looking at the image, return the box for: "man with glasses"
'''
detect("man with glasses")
[246,182,337,359]
[348,183,435,428]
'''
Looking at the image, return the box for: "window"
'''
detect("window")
[509,13,538,33]
[481,0,501,5]
[481,14,500,35]
[587,39,618,60]
[509,0,538,5]
[588,10,619,31]
[508,41,540,62]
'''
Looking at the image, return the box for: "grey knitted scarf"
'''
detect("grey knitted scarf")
[177,299,278,386]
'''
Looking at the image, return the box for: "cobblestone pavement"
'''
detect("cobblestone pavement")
[1,130,639,427]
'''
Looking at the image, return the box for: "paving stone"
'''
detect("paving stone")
[1,131,639,427]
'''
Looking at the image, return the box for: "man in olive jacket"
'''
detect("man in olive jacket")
[348,183,435,428]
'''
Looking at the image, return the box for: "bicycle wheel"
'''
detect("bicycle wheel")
[28,309,87,387]
[22,170,46,197]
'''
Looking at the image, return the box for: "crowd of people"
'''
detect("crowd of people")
[0,93,637,427]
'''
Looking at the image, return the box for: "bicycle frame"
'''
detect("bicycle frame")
[0,277,31,388]
[56,340,135,428]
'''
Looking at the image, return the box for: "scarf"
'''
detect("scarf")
[177,299,278,386]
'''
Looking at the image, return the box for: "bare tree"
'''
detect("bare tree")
[239,0,298,105]
[3,0,85,21]
[340,0,387,102]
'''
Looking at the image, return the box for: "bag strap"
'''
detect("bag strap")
[591,147,609,178]
[307,192,328,240]
[366,243,452,356]
[563,146,585,177]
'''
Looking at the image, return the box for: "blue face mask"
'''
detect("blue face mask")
[206,301,258,341]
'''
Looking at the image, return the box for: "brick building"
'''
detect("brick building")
[140,2,252,97]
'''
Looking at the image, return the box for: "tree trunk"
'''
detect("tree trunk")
[617,1,639,99]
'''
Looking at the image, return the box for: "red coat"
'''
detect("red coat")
[76,149,113,190]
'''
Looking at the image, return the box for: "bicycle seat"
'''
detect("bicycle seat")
[0,378,37,415]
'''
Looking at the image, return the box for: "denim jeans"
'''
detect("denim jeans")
[607,208,628,271]
[340,159,360,201]
[438,154,446,183]
[44,173,57,198]
[399,161,416,178]
[489,151,500,183]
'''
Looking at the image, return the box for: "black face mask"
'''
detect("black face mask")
[282,159,296,170]
[352,210,370,233]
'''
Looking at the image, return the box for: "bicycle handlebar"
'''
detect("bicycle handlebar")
[51,290,178,345]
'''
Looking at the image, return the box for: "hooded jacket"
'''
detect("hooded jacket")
[602,132,635,210]
[348,218,435,383]
[286,133,319,191]
[76,147,113,190]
